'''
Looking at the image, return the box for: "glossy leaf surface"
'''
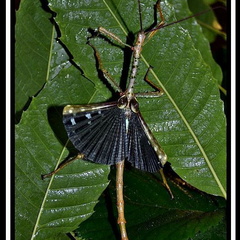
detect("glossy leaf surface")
[15,0,54,121]
[75,168,226,240]
[47,0,226,197]
[15,0,226,239]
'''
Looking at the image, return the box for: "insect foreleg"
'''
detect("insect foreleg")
[98,27,132,49]
[87,41,123,93]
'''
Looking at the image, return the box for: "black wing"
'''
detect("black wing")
[127,111,166,173]
[63,102,128,165]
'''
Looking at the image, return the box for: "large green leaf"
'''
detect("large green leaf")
[15,0,54,121]
[75,169,226,240]
[15,0,226,239]
[47,0,226,197]
[176,0,224,80]
[15,63,110,239]
[187,0,226,44]
[15,1,110,239]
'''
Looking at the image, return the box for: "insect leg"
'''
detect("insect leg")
[145,0,165,43]
[116,160,128,240]
[41,153,84,179]
[87,41,123,93]
[160,168,174,199]
[98,27,132,49]
[135,66,164,97]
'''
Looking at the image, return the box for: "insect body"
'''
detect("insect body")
[43,1,173,239]
[61,3,171,239]
[62,30,167,173]
[62,87,166,172]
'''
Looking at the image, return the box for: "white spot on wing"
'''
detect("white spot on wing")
[70,117,76,125]
[85,113,92,119]
[126,118,129,132]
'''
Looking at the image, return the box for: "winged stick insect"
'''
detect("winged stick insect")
[42,1,218,239]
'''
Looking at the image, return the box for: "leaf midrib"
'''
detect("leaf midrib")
[146,59,226,199]
[31,141,68,240]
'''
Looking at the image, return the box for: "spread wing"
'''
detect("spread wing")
[62,102,128,165]
[63,102,166,172]
[127,112,166,172]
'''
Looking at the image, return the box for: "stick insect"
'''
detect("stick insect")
[42,0,220,239]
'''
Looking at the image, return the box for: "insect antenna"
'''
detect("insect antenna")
[137,0,143,32]
[146,6,225,33]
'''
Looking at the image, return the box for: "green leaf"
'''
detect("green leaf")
[176,0,224,82]
[15,62,110,240]
[15,0,226,239]
[187,0,223,43]
[15,0,54,121]
[15,3,110,237]
[47,0,226,196]
[75,169,226,240]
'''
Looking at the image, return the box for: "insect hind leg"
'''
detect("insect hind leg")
[160,168,174,199]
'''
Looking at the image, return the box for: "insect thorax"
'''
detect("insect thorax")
[117,94,139,114]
